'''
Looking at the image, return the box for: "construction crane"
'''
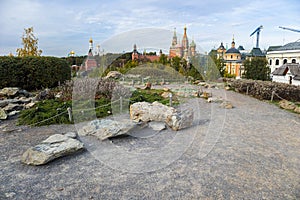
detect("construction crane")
[250,25,263,48]
[279,26,300,33]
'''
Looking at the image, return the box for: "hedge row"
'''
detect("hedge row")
[225,78,300,102]
[0,56,71,91]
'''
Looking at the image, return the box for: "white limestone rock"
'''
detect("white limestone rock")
[0,108,7,120]
[0,87,19,97]
[130,101,193,131]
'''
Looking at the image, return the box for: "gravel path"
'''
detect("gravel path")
[0,88,299,199]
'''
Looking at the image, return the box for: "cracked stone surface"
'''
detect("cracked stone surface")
[0,87,299,199]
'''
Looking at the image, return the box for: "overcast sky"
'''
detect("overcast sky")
[0,0,299,57]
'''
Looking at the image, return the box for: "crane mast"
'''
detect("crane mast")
[250,25,263,48]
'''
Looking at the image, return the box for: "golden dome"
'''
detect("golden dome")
[89,37,93,43]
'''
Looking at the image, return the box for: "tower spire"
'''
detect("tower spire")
[182,25,189,50]
[89,37,93,50]
[231,34,235,48]
[172,27,177,46]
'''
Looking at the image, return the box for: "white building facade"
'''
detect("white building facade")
[267,41,300,74]
[267,41,300,86]
[272,64,300,86]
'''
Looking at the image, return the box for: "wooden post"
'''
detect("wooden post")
[169,93,173,107]
[271,91,275,102]
[67,107,72,122]
[120,96,123,113]
[246,86,249,95]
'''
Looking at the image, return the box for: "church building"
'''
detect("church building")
[169,26,196,60]
[217,37,243,78]
[82,38,97,71]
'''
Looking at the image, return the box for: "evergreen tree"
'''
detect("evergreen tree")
[243,57,270,81]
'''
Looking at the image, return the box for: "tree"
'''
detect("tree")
[208,49,225,77]
[158,54,169,65]
[16,27,42,57]
[243,57,270,81]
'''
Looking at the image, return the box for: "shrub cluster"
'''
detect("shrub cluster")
[225,78,300,102]
[0,56,71,90]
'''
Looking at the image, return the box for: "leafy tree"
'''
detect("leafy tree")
[243,57,270,80]
[208,49,225,77]
[158,54,169,65]
[16,27,42,57]
[170,56,181,71]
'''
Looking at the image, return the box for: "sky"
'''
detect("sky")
[0,0,299,57]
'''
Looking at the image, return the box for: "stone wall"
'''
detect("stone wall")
[225,78,300,102]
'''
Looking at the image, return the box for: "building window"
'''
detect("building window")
[269,59,272,65]
[292,59,296,63]
[237,56,239,59]
[283,59,287,64]
[275,59,279,65]
[231,55,233,59]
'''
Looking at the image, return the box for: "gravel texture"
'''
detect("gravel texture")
[0,88,299,199]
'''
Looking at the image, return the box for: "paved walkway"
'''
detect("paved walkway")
[0,89,299,199]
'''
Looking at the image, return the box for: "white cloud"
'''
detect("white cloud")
[0,0,299,56]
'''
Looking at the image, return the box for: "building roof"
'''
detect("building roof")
[272,66,288,75]
[294,75,300,80]
[276,41,300,51]
[272,63,300,79]
[226,48,240,54]
[267,45,282,52]
[237,45,245,51]
[190,40,196,47]
[289,63,300,75]
[218,42,225,50]
[250,48,265,57]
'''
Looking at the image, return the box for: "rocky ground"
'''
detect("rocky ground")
[0,87,299,199]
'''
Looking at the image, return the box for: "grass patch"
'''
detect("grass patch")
[17,89,177,126]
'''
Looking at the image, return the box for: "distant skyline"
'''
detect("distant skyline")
[0,0,299,57]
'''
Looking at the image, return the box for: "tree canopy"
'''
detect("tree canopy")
[16,27,42,57]
[243,57,270,81]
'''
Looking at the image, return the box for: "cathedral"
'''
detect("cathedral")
[169,26,196,60]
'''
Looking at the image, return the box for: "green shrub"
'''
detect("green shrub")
[17,88,176,126]
[0,56,71,90]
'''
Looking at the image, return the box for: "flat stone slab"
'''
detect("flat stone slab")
[78,119,137,140]
[21,133,84,165]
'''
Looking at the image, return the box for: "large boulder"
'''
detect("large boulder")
[0,87,19,97]
[105,71,122,79]
[279,100,296,110]
[0,108,7,120]
[78,119,136,140]
[3,103,24,112]
[294,106,300,114]
[130,101,193,131]
[21,133,84,165]
[0,100,9,108]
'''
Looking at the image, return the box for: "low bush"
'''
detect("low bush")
[0,56,71,90]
